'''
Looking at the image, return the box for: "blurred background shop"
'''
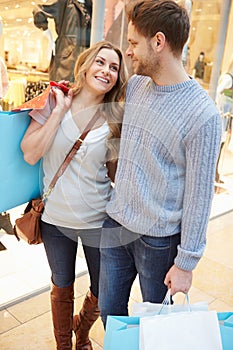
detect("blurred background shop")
[1,0,232,202]
[0,0,233,101]
[0,0,233,309]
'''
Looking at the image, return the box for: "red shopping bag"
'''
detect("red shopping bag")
[12,81,71,111]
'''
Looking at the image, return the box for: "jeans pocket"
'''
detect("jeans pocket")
[140,235,171,250]
[102,216,122,228]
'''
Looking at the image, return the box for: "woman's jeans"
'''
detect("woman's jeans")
[41,221,101,297]
[99,216,181,326]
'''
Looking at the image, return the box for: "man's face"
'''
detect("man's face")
[126,21,157,77]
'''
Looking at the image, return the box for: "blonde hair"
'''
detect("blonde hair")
[72,40,128,161]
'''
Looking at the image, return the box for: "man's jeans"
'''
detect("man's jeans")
[99,216,180,326]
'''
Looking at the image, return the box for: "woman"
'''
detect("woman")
[21,40,127,350]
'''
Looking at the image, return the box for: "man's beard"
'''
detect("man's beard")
[136,60,153,76]
[134,43,159,78]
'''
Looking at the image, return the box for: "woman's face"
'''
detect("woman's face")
[85,48,120,97]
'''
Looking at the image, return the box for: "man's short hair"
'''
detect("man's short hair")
[126,0,190,55]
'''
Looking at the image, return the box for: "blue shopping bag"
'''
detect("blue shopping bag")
[103,316,139,350]
[104,313,233,350]
[218,312,233,350]
[0,110,42,212]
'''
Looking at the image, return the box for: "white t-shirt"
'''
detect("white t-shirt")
[30,108,111,229]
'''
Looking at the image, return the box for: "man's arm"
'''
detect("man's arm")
[165,114,221,294]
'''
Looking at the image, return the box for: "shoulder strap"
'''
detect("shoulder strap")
[42,108,100,200]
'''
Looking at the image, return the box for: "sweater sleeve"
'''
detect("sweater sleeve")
[174,114,221,271]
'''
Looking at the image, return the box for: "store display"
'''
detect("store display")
[25,81,48,102]
[12,81,71,111]
[33,0,92,82]
[3,79,26,109]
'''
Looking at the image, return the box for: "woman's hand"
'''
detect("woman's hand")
[21,86,73,165]
[51,86,73,118]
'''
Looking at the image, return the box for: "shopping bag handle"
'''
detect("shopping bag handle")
[158,289,191,314]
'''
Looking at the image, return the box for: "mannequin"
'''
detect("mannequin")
[193,51,206,80]
[181,0,192,71]
[33,0,92,82]
[216,59,233,108]
[215,58,233,188]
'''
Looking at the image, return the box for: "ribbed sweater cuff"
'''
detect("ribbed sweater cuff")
[174,246,204,271]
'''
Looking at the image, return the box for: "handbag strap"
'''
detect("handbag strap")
[42,108,100,200]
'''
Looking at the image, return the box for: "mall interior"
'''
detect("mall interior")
[0,0,233,349]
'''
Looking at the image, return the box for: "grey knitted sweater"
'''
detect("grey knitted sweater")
[107,75,222,271]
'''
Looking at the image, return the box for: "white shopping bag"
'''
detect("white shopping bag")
[140,310,223,350]
[132,289,208,317]
[132,299,208,317]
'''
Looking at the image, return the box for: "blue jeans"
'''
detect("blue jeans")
[99,216,180,326]
[41,221,101,297]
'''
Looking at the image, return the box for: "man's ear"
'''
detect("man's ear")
[151,32,166,52]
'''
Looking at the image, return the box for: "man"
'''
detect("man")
[99,0,222,325]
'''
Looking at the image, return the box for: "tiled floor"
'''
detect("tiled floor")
[0,149,233,349]
[0,205,88,309]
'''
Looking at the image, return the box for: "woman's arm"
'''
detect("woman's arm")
[106,160,118,183]
[21,88,73,165]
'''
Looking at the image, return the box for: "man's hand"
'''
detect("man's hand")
[164,264,193,296]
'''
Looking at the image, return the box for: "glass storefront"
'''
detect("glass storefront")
[0,0,232,204]
[1,1,232,91]
[103,0,233,89]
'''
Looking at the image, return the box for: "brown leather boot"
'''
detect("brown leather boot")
[51,283,74,350]
[0,212,14,235]
[73,290,100,350]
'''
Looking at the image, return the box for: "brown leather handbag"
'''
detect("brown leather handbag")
[14,110,100,244]
[14,198,45,244]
